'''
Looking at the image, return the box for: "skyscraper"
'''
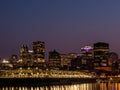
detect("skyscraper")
[32,41,45,68]
[93,42,109,70]
[49,50,61,69]
[81,45,94,70]
[81,45,94,59]
[20,45,29,63]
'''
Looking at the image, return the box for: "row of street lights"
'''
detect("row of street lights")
[0,67,95,78]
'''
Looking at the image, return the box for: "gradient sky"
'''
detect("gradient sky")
[0,0,120,58]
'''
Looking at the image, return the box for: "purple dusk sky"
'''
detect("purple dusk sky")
[0,0,120,58]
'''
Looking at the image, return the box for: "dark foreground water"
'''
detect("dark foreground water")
[1,82,120,90]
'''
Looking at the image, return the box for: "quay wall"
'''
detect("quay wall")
[0,78,97,86]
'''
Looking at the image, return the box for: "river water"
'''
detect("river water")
[1,82,119,90]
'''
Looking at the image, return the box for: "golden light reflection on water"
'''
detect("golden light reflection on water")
[1,83,120,90]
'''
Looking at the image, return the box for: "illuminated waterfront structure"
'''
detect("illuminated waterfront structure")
[0,58,13,69]
[93,42,109,71]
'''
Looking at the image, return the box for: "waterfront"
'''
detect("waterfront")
[1,82,120,90]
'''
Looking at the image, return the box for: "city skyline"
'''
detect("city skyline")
[0,0,120,58]
[0,41,118,59]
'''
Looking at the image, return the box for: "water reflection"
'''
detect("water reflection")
[1,83,120,90]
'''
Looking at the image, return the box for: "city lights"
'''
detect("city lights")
[0,41,119,79]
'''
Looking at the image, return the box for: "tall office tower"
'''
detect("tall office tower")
[60,54,69,68]
[10,54,18,68]
[27,50,34,67]
[20,45,29,64]
[60,53,78,70]
[108,52,119,71]
[10,54,18,63]
[81,45,94,59]
[81,46,94,70]
[32,41,45,68]
[93,42,109,70]
[49,50,61,69]
[67,53,78,67]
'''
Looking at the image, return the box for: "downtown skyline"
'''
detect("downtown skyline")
[0,0,120,58]
[0,41,118,60]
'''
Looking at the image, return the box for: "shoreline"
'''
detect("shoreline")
[0,77,97,86]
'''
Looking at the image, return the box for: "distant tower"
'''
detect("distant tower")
[81,45,94,59]
[81,45,94,70]
[11,54,18,62]
[10,54,18,68]
[93,42,109,70]
[20,45,29,61]
[49,50,61,69]
[60,53,77,70]
[67,53,77,67]
[32,41,45,68]
[60,54,69,68]
[108,52,119,71]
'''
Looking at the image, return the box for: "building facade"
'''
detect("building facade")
[49,50,61,69]
[20,45,29,66]
[80,46,94,70]
[32,41,45,68]
[10,54,18,68]
[93,42,109,71]
[67,53,78,67]
[60,54,68,68]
